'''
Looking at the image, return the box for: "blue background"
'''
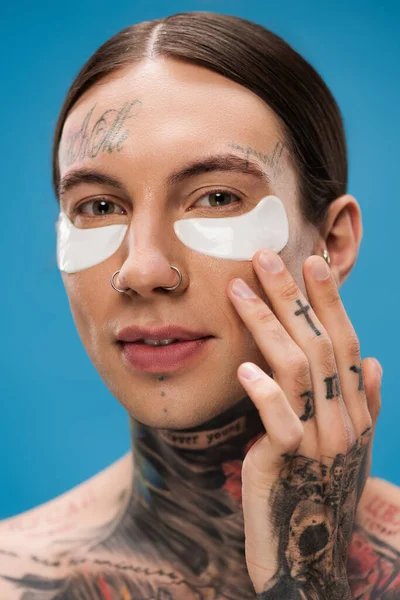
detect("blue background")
[1,1,399,519]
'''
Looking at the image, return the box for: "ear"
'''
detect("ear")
[314,194,363,286]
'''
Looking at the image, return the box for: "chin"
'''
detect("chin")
[120,384,245,431]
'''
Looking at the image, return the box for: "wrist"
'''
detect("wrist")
[255,577,352,599]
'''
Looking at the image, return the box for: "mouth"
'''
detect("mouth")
[119,336,215,372]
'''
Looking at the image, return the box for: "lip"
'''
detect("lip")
[116,325,212,343]
[119,337,214,372]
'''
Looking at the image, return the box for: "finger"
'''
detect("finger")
[363,357,382,425]
[303,256,371,438]
[249,250,350,455]
[239,362,305,591]
[360,357,383,488]
[238,362,304,488]
[227,277,318,456]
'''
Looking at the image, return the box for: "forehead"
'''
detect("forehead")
[59,58,286,175]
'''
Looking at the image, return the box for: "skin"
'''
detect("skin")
[57,57,324,430]
[0,57,397,599]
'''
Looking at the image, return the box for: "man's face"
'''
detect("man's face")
[57,57,317,429]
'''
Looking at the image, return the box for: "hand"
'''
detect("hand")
[226,249,382,599]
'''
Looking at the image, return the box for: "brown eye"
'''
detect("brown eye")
[194,191,240,208]
[78,199,126,216]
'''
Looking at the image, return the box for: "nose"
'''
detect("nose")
[115,217,185,297]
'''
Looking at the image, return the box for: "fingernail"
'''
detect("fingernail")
[231,278,257,299]
[310,256,330,281]
[259,250,284,274]
[240,363,262,381]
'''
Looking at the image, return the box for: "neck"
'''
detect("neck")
[117,396,264,584]
[130,395,264,511]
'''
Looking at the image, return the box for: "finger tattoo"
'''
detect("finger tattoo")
[349,364,365,392]
[324,373,341,400]
[294,300,321,337]
[299,390,315,422]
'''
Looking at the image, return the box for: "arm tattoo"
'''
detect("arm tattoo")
[347,524,400,599]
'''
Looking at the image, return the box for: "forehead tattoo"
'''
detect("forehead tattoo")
[62,99,142,168]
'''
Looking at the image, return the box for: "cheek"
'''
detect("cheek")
[62,271,109,346]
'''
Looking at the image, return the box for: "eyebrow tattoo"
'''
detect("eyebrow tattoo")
[58,153,271,201]
[166,153,272,187]
[229,141,285,175]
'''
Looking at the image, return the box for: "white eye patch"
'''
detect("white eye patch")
[56,195,289,274]
[174,195,288,260]
[56,212,128,274]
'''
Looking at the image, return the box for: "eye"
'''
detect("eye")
[76,198,126,217]
[193,190,241,209]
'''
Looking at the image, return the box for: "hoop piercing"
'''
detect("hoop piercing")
[161,266,182,290]
[110,270,130,293]
[110,266,182,294]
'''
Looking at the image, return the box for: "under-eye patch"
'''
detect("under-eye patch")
[56,212,128,273]
[56,195,289,274]
[174,195,288,260]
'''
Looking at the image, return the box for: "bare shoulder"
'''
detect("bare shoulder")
[0,453,132,544]
[348,475,400,599]
[357,475,400,541]
[0,453,132,598]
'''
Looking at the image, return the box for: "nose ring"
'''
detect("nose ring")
[110,270,130,293]
[110,266,182,293]
[161,266,182,290]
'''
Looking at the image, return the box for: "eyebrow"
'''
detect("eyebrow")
[57,153,271,199]
[58,170,127,199]
[166,153,271,186]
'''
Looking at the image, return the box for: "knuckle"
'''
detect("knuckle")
[286,351,310,380]
[279,279,300,302]
[278,423,304,452]
[255,307,276,327]
[313,335,335,365]
[343,332,361,358]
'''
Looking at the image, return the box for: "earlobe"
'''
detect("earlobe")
[320,194,363,286]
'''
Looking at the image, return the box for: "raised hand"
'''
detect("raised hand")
[227,249,382,599]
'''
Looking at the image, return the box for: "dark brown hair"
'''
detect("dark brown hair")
[52,11,347,227]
